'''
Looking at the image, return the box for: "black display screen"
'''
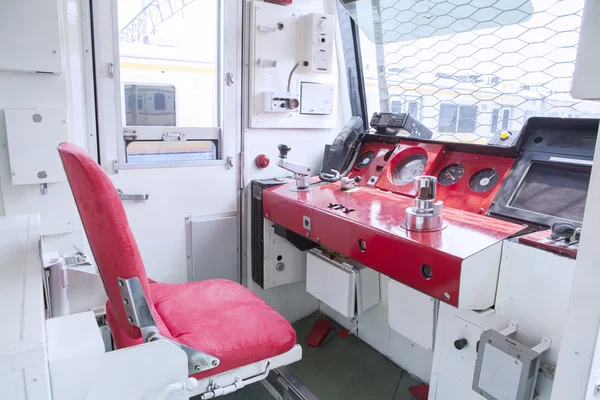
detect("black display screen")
[510,162,591,223]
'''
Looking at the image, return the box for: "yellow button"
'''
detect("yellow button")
[500,131,511,140]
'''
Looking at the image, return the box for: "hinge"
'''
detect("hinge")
[227,72,235,86]
[226,156,234,169]
[113,159,119,174]
[162,132,186,141]
[240,151,245,189]
[108,62,115,79]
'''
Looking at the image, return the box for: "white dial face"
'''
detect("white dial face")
[392,155,428,186]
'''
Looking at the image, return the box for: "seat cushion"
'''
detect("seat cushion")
[106,279,296,379]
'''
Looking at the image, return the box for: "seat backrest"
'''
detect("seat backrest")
[58,142,153,339]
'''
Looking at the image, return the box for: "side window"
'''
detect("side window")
[115,0,221,165]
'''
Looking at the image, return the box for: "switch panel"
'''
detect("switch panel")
[299,13,335,74]
[263,91,300,113]
[300,82,334,115]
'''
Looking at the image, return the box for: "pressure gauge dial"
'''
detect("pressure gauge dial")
[356,151,375,168]
[469,168,499,192]
[437,164,465,186]
[392,154,428,186]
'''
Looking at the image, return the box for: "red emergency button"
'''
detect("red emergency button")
[255,154,270,168]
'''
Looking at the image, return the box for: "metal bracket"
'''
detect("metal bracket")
[162,132,186,141]
[123,130,138,141]
[117,277,220,375]
[227,72,235,86]
[532,335,552,354]
[226,156,234,169]
[108,62,115,78]
[498,320,518,336]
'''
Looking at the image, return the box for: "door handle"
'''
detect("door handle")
[117,189,149,201]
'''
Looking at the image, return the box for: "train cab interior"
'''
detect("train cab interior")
[3,0,600,399]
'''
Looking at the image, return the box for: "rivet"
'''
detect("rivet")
[444,292,451,301]
[123,299,128,305]
[128,317,133,323]
[195,365,201,371]
[212,360,218,366]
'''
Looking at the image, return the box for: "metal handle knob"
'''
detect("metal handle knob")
[278,144,291,158]
[117,189,149,201]
[414,176,437,200]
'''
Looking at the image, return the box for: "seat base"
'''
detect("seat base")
[190,344,302,399]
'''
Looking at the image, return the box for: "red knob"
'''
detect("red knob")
[255,154,270,168]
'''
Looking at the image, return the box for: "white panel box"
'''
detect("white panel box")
[249,2,336,129]
[307,249,379,319]
[388,278,437,351]
[299,13,335,74]
[300,83,334,115]
[263,218,307,289]
[0,0,62,74]
[5,109,69,185]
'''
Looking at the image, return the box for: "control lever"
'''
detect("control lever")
[276,144,312,190]
[551,222,581,243]
[341,176,361,191]
[405,176,443,231]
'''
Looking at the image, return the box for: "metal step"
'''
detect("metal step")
[261,366,319,400]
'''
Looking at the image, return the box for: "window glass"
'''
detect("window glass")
[126,141,217,164]
[117,0,218,128]
[357,0,600,142]
[124,84,176,126]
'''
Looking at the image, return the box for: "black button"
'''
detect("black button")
[454,338,468,350]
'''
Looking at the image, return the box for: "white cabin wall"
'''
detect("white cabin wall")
[244,0,352,321]
[0,0,92,254]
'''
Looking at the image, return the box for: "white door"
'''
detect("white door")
[91,0,241,284]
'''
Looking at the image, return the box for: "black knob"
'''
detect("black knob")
[354,176,362,183]
[278,144,291,158]
[454,338,468,350]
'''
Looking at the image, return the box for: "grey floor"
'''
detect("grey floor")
[215,313,420,400]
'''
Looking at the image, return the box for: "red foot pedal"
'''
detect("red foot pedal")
[307,318,335,349]
[409,384,429,400]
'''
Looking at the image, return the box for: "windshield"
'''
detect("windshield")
[353,0,600,142]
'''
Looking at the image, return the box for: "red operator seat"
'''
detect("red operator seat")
[57,142,297,380]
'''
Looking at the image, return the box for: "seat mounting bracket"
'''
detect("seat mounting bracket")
[117,277,220,375]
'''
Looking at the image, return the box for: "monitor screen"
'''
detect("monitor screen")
[510,162,591,223]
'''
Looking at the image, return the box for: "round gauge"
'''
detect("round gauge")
[356,151,375,168]
[392,154,428,186]
[469,168,499,192]
[437,164,465,186]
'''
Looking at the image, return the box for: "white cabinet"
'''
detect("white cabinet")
[306,249,379,319]
[5,109,69,185]
[0,215,51,400]
[388,279,437,351]
[0,0,62,74]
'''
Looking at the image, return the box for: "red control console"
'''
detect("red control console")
[263,181,524,309]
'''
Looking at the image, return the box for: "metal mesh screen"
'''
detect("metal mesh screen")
[357,0,600,142]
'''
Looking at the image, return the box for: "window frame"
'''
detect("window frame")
[103,0,226,170]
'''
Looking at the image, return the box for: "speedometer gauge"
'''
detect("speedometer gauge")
[392,154,428,186]
[469,168,499,192]
[438,164,464,186]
